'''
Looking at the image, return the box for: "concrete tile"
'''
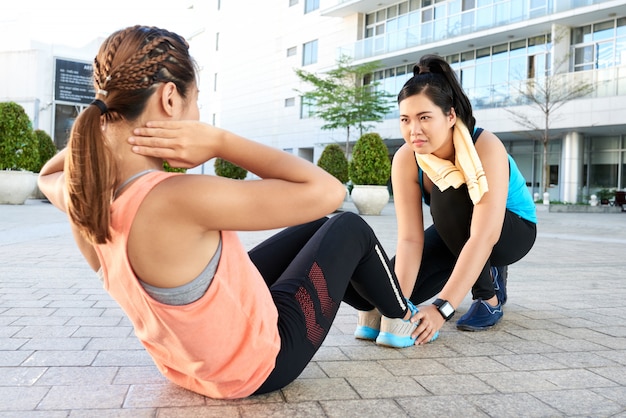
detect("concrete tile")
[297,362,328,379]
[414,374,497,395]
[317,360,393,378]
[20,337,90,351]
[438,356,512,374]
[92,349,154,367]
[397,395,489,417]
[22,350,98,367]
[322,399,410,418]
[36,366,118,386]
[123,383,205,408]
[113,366,166,385]
[531,389,622,416]
[240,401,325,417]
[348,376,429,398]
[281,378,359,402]
[533,368,618,389]
[465,392,560,417]
[0,366,46,386]
[37,384,128,410]
[0,386,50,411]
[68,409,155,418]
[378,358,455,376]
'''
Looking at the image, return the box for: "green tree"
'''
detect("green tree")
[295,55,394,159]
[214,158,248,179]
[317,143,349,184]
[348,133,391,186]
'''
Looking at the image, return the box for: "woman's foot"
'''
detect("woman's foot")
[354,308,382,340]
[456,298,503,331]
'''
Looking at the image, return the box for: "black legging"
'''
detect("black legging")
[405,184,537,304]
[249,212,407,395]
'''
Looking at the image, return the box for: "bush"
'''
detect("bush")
[33,129,57,173]
[0,102,38,171]
[163,161,187,173]
[214,158,247,179]
[317,144,348,184]
[348,132,390,186]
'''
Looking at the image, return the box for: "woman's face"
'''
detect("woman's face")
[399,92,456,158]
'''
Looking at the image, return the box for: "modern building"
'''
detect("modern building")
[193,0,626,203]
[2,1,625,203]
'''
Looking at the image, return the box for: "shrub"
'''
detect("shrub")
[214,158,247,179]
[348,132,391,186]
[33,129,57,173]
[0,102,38,171]
[163,161,187,173]
[317,144,348,184]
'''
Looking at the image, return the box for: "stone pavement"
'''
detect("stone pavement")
[1,199,626,418]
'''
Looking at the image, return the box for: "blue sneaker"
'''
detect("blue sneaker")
[354,309,381,340]
[492,265,508,305]
[375,300,439,347]
[456,299,503,331]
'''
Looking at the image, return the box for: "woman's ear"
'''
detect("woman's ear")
[448,107,457,127]
[159,82,179,117]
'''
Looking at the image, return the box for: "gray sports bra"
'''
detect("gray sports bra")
[139,238,222,306]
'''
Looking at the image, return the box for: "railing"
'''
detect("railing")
[382,65,626,119]
[338,0,616,61]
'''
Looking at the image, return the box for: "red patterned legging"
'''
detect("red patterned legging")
[249,211,407,395]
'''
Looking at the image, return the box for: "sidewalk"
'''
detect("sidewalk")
[1,199,625,417]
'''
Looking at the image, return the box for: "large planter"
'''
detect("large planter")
[0,170,37,204]
[351,185,389,216]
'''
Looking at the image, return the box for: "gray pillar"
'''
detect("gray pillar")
[561,132,584,203]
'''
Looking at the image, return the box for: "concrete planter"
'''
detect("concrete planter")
[350,185,389,216]
[0,170,37,204]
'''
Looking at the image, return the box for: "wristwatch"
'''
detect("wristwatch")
[433,298,455,321]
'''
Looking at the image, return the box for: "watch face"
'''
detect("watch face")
[440,302,455,318]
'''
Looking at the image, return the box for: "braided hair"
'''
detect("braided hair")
[66,26,197,244]
[397,54,475,134]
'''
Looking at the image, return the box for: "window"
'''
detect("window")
[302,40,318,66]
[213,73,218,92]
[572,19,625,71]
[287,46,297,57]
[215,32,219,51]
[304,0,319,14]
[300,97,315,119]
[285,97,295,107]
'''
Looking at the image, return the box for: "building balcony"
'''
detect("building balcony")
[331,0,625,66]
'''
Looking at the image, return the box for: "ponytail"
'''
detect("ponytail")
[65,103,116,244]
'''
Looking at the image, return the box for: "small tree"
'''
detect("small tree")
[295,55,394,159]
[317,144,349,184]
[214,158,248,179]
[0,102,38,171]
[348,133,390,186]
[505,30,593,196]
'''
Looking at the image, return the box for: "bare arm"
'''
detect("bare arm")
[129,120,346,231]
[38,149,101,271]
[391,144,425,296]
[38,148,67,212]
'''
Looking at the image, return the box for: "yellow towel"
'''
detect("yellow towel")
[415,120,488,204]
